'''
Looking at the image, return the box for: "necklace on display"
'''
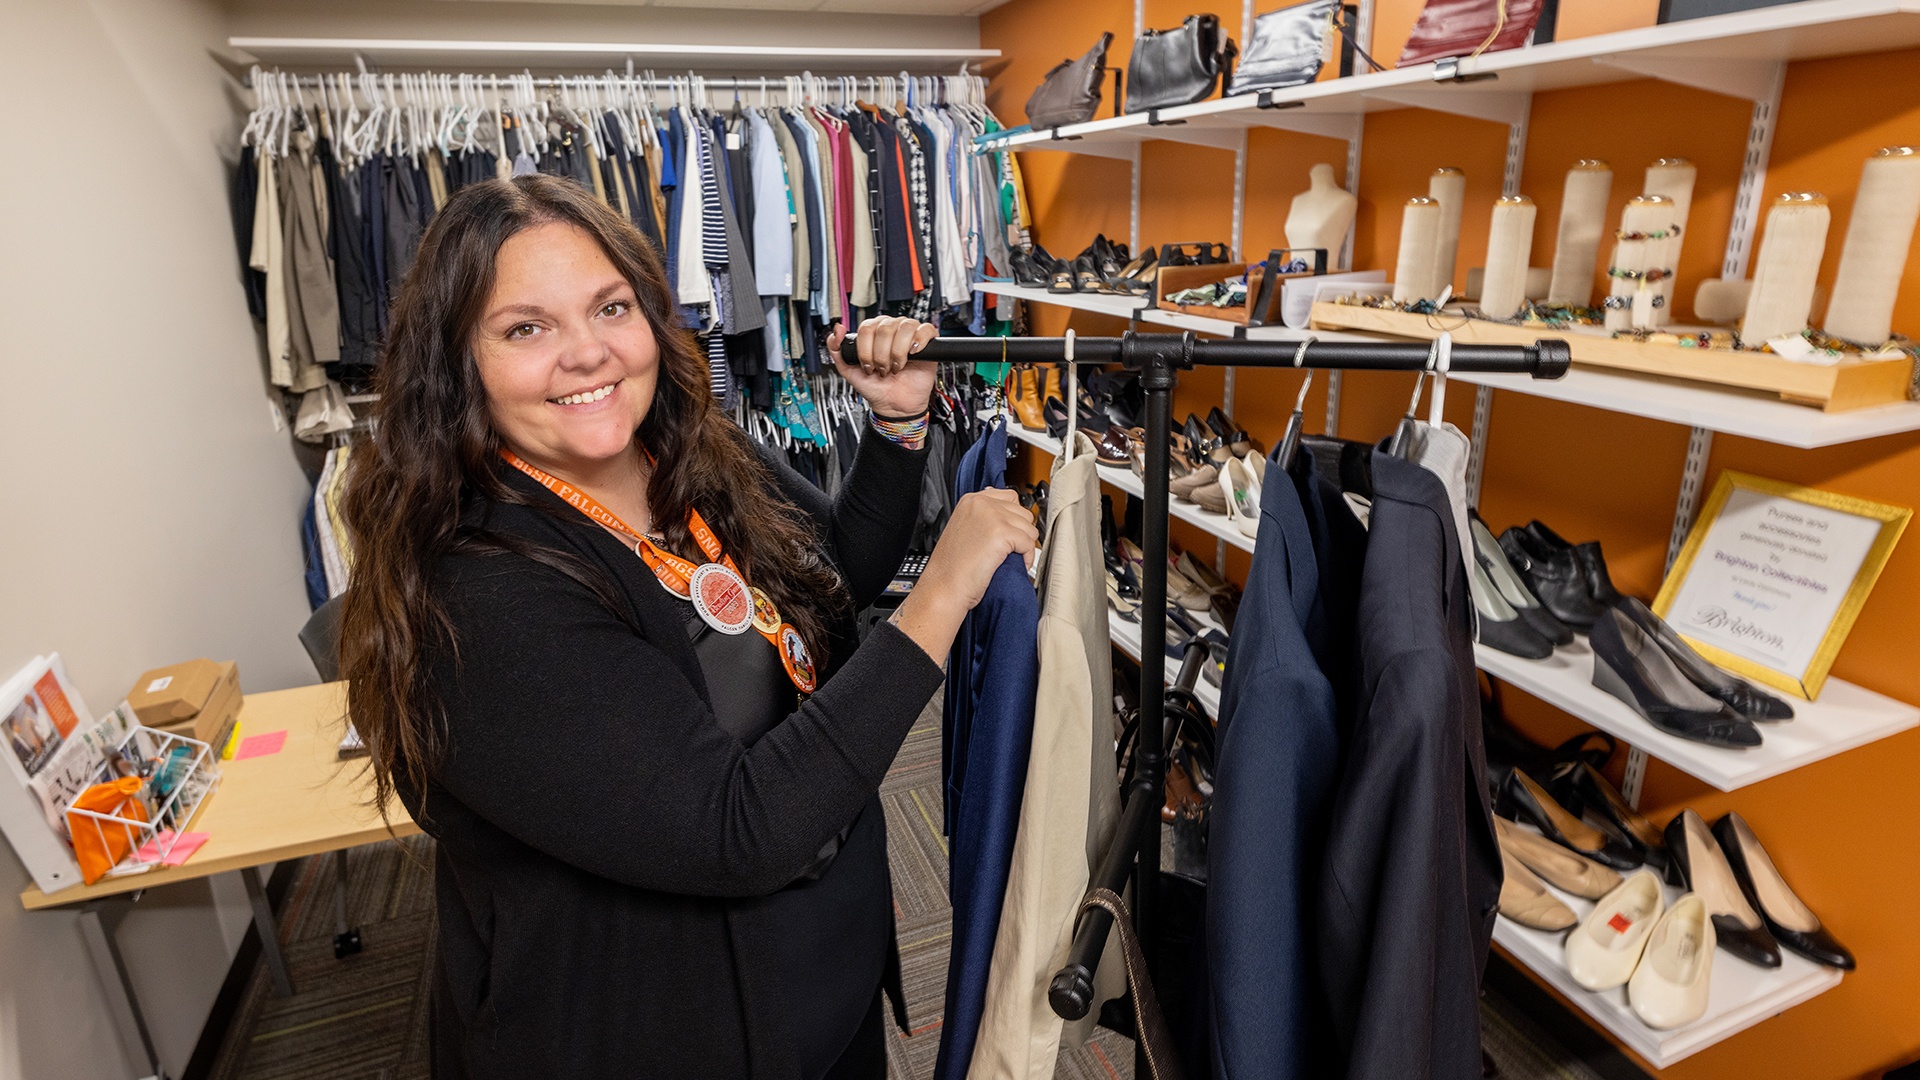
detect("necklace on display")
[499,449,818,693]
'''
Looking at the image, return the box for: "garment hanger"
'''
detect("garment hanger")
[1386,337,1440,460]
[1427,331,1452,427]
[1274,337,1315,470]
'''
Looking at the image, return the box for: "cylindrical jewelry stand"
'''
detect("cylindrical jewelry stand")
[1429,167,1467,296]
[1605,195,1676,332]
[1642,158,1697,325]
[1825,146,1920,345]
[1394,197,1444,303]
[1548,160,1614,307]
[1742,192,1832,345]
[1481,195,1537,321]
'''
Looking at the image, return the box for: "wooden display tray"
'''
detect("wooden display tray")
[1307,302,1914,412]
[1156,261,1291,327]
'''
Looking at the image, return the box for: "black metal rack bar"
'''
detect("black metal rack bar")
[836,329,1569,1047]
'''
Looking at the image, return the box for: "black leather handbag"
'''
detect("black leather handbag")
[1229,0,1340,96]
[1025,32,1116,129]
[1125,15,1237,114]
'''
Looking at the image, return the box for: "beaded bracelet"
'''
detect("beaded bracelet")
[1613,224,1682,241]
[1606,267,1674,282]
[870,410,931,451]
[1602,294,1668,310]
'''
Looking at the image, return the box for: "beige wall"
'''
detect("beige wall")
[0,0,317,1074]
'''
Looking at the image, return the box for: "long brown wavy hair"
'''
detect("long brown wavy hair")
[339,174,847,818]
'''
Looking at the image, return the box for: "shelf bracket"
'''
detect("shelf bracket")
[1466,385,1494,507]
[1363,87,1531,125]
[1590,53,1783,102]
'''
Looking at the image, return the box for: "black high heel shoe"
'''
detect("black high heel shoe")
[1546,760,1668,868]
[1184,414,1224,468]
[1042,396,1103,441]
[1713,811,1854,970]
[1666,809,1782,968]
[1613,598,1794,721]
[1590,606,1763,748]
[1206,406,1254,459]
[1497,768,1641,870]
[1073,249,1103,292]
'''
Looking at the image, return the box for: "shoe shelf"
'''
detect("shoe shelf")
[973,280,1150,320]
[1002,422,1257,553]
[981,0,1920,158]
[1492,861,1843,1069]
[1135,306,1378,343]
[1476,638,1920,791]
[1107,605,1224,718]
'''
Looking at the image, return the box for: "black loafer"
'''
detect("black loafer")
[1666,809,1782,969]
[1499,527,1608,630]
[1713,812,1855,970]
[1590,607,1763,748]
[1613,598,1794,721]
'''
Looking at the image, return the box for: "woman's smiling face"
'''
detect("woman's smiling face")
[473,220,660,477]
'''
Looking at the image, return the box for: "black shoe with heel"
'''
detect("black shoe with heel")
[1590,606,1763,748]
[1666,809,1782,968]
[1546,760,1668,869]
[1613,598,1794,721]
[1497,769,1641,870]
[1713,811,1854,970]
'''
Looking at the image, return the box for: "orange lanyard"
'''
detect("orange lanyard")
[500,450,818,693]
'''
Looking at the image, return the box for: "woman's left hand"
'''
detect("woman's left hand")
[828,317,938,419]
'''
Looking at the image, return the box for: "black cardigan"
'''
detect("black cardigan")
[407,428,944,1079]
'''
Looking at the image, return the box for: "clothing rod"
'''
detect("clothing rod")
[835,332,1572,377]
[246,73,980,90]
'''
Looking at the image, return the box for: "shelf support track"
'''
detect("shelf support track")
[1466,385,1494,507]
[1723,61,1787,281]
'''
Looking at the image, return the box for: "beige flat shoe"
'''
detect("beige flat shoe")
[1499,845,1577,932]
[1177,551,1230,596]
[1629,893,1715,1030]
[1188,479,1229,514]
[1170,463,1219,502]
[1496,817,1623,900]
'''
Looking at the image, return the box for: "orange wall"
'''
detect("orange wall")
[980,3,1920,1077]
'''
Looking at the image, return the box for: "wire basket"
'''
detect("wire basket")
[65,726,221,880]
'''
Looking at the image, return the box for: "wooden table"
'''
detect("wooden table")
[19,682,418,1079]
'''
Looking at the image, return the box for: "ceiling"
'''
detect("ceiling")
[421,0,1012,13]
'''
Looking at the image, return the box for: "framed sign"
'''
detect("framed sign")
[1654,472,1909,700]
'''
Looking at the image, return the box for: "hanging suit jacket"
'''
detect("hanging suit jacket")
[969,434,1123,1080]
[1208,449,1343,1080]
[936,421,1041,1080]
[1317,448,1502,1080]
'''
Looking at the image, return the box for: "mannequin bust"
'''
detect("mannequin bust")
[1287,164,1359,256]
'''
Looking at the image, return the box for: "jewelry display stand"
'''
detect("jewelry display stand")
[1482,195,1537,320]
[1643,158,1698,325]
[1605,195,1677,332]
[1393,197,1444,303]
[1286,163,1360,256]
[1549,160,1614,307]
[1429,167,1468,294]
[1825,147,1920,345]
[1742,192,1831,345]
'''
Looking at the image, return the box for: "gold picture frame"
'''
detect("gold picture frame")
[1653,471,1909,700]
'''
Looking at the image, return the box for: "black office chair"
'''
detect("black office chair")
[299,594,344,683]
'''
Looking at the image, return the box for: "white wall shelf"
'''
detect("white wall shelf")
[1493,853,1844,1069]
[982,0,1920,157]
[974,280,1149,320]
[1476,639,1918,791]
[227,36,1000,72]
[1004,423,1256,553]
[1109,607,1224,718]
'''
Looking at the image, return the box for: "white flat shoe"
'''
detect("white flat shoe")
[1630,893,1715,1029]
[1565,870,1664,991]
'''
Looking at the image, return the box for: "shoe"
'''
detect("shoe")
[1469,553,1555,660]
[1107,567,1141,622]
[1164,560,1213,613]
[1629,894,1715,1029]
[1613,598,1794,722]
[1207,406,1256,459]
[1470,513,1572,646]
[1546,760,1668,869]
[1590,607,1763,749]
[1498,768,1641,870]
[1170,463,1219,503]
[1177,551,1231,598]
[1495,817,1623,899]
[1183,414,1223,469]
[1713,811,1854,970]
[1497,843,1578,932]
[1665,808,1781,968]
[1042,395,1104,441]
[1188,473,1229,514]
[1073,248,1103,292]
[1499,526,1608,631]
[1010,246,1051,288]
[1046,250,1077,293]
[1007,367,1047,431]
[1573,542,1624,607]
[1096,425,1135,468]
[1218,457,1261,538]
[1109,248,1159,296]
[1565,870,1664,991]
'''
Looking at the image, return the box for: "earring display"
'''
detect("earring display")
[1481,195,1537,321]
[1605,195,1677,332]
[1393,197,1445,303]
[1642,158,1697,326]
[1824,146,1920,345]
[1548,160,1614,307]
[1429,167,1467,293]
[1741,192,1832,345]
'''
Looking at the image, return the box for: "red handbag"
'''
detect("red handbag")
[1398,0,1546,68]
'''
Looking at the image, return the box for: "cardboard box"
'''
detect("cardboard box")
[126,660,241,746]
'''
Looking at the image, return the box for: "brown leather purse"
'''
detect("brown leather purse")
[1398,0,1547,67]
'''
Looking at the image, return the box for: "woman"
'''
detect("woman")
[339,174,1035,1079]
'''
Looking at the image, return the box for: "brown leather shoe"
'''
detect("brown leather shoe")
[1170,463,1219,502]
[1008,366,1047,431]
[1096,425,1134,467]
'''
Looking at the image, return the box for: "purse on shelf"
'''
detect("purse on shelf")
[1125,15,1238,114]
[1026,31,1118,129]
[1398,0,1548,68]
[1229,0,1342,96]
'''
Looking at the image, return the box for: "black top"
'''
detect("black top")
[409,427,942,1080]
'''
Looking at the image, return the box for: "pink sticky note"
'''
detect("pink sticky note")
[161,832,211,867]
[135,830,176,863]
[234,730,288,760]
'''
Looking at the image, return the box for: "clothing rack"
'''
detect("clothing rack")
[838,328,1569,1063]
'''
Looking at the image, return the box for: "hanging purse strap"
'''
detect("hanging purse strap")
[1078,888,1189,1080]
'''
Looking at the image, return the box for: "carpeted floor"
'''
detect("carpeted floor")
[203,693,1605,1080]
